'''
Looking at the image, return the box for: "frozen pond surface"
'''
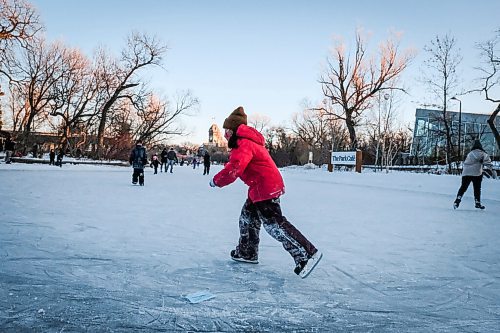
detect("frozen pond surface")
[1,163,499,332]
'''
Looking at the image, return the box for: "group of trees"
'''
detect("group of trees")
[258,28,499,169]
[1,0,498,168]
[0,0,197,160]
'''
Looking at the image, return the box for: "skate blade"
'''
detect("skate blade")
[231,257,259,264]
[299,251,323,279]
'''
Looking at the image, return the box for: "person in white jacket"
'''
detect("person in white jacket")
[453,139,495,209]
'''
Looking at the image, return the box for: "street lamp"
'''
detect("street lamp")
[451,96,462,166]
[0,85,4,131]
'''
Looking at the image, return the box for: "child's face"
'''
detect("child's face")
[224,129,233,141]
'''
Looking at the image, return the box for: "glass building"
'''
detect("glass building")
[411,108,499,162]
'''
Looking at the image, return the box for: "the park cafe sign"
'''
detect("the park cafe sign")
[331,151,357,165]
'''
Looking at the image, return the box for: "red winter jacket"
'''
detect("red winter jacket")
[213,124,285,203]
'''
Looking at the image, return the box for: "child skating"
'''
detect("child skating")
[209,106,322,278]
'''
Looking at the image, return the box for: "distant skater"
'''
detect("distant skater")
[49,149,56,165]
[166,148,178,173]
[209,106,322,278]
[56,149,64,167]
[203,151,211,175]
[160,148,168,172]
[453,139,495,210]
[151,153,161,174]
[129,140,148,186]
[4,136,15,164]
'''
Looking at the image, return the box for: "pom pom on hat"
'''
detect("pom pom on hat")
[223,106,247,131]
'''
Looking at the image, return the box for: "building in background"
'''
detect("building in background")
[205,124,226,149]
[200,123,229,164]
[411,108,499,163]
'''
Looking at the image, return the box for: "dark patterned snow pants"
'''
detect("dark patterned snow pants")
[236,197,317,264]
[132,168,144,185]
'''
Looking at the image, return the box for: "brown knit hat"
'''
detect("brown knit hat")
[223,106,247,131]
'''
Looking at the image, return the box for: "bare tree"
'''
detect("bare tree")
[318,30,415,149]
[292,104,349,164]
[0,0,42,132]
[0,0,41,48]
[93,32,167,159]
[133,90,199,145]
[292,108,328,151]
[264,126,300,167]
[422,34,462,172]
[384,127,412,166]
[2,38,68,148]
[49,47,99,153]
[248,113,271,132]
[476,29,500,151]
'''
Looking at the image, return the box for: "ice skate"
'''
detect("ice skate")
[475,200,485,210]
[230,249,258,264]
[453,196,461,209]
[294,251,323,279]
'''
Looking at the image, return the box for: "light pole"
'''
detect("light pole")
[0,85,4,131]
[451,96,462,166]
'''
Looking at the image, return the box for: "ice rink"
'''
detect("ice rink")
[1,163,499,332]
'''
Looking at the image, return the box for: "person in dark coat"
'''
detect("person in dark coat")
[209,106,322,278]
[56,149,64,167]
[49,149,56,165]
[32,144,38,158]
[160,148,168,173]
[203,151,211,175]
[4,136,15,164]
[150,153,161,174]
[453,139,495,210]
[129,140,148,186]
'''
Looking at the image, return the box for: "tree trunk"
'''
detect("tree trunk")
[346,113,357,150]
[95,83,139,159]
[21,109,37,151]
[487,104,500,151]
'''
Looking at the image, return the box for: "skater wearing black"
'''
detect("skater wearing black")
[49,149,56,165]
[150,153,161,174]
[4,136,15,164]
[160,148,168,172]
[209,106,322,278]
[453,140,495,209]
[203,151,211,175]
[129,140,148,186]
[56,149,64,167]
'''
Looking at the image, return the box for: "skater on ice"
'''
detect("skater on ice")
[150,153,161,174]
[3,135,15,164]
[49,149,56,165]
[166,147,178,173]
[56,149,64,167]
[203,150,211,175]
[129,139,148,186]
[160,148,168,173]
[209,106,322,278]
[453,139,495,210]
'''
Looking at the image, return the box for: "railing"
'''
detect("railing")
[9,157,129,167]
[362,164,500,174]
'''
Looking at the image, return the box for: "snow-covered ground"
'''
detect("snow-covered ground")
[1,162,499,332]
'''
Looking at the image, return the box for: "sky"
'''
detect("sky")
[29,0,500,144]
[1,161,499,330]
